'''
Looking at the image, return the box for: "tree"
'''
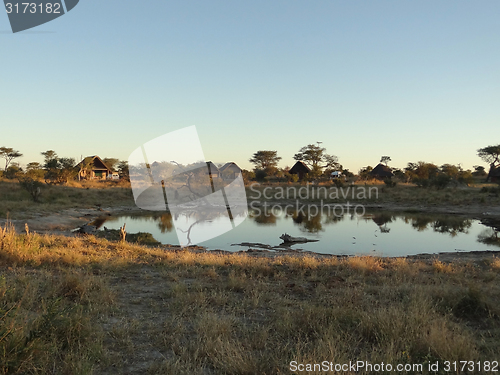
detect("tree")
[472,165,487,177]
[117,161,129,181]
[40,151,76,184]
[293,144,340,178]
[440,164,461,179]
[26,162,45,180]
[103,158,119,171]
[0,147,23,171]
[18,176,43,202]
[478,145,500,166]
[3,163,23,179]
[249,151,281,175]
[477,145,500,182]
[358,166,373,180]
[77,158,94,181]
[380,156,391,166]
[58,157,77,183]
[41,150,58,169]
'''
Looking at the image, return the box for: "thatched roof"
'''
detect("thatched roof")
[289,161,310,174]
[206,161,220,174]
[76,156,112,172]
[369,163,394,178]
[220,162,241,173]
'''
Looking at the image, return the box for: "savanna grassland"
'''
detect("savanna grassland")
[245,181,500,211]
[1,224,500,374]
[0,179,134,219]
[1,178,500,374]
[2,178,500,221]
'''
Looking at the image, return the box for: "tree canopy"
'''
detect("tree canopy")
[478,145,500,167]
[0,147,23,171]
[249,151,281,174]
[293,144,340,177]
[380,156,391,166]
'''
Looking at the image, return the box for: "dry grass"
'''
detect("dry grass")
[2,178,498,220]
[0,179,134,218]
[1,224,499,374]
[246,182,500,207]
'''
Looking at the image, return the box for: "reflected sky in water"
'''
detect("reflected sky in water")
[100,209,500,257]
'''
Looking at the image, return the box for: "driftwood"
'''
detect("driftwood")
[279,233,319,243]
[75,224,97,234]
[119,223,127,242]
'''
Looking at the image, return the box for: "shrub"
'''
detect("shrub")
[384,179,397,187]
[255,169,267,182]
[431,174,452,190]
[18,177,43,202]
[333,178,344,188]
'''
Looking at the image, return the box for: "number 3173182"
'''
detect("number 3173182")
[5,3,61,14]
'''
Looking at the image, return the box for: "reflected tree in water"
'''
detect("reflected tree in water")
[403,216,433,232]
[292,212,323,233]
[157,213,174,233]
[432,218,472,237]
[477,220,500,247]
[402,214,472,237]
[372,213,393,233]
[249,211,278,225]
[477,228,500,246]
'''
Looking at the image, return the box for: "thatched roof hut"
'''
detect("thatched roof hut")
[220,162,242,179]
[369,163,394,179]
[289,161,310,180]
[206,161,220,178]
[76,155,113,180]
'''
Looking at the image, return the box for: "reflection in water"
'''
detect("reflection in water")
[292,212,323,233]
[158,213,173,233]
[250,211,278,225]
[478,228,500,246]
[98,208,500,254]
[432,219,472,237]
[477,219,500,247]
[371,214,393,233]
[401,214,472,237]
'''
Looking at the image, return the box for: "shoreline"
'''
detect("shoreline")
[2,202,500,262]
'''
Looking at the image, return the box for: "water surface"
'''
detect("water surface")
[98,209,500,257]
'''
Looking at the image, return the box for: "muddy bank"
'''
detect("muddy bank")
[0,206,141,236]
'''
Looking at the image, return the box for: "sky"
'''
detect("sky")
[1,0,499,173]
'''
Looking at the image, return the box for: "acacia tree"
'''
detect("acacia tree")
[41,150,76,184]
[380,156,391,166]
[249,151,281,175]
[293,144,340,178]
[117,161,129,181]
[0,147,23,171]
[477,145,500,182]
[103,158,119,171]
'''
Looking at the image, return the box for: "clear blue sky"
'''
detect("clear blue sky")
[1,0,499,172]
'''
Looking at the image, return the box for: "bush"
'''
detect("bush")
[332,178,344,188]
[413,178,430,188]
[255,169,267,182]
[431,174,452,190]
[18,177,43,202]
[383,178,397,187]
